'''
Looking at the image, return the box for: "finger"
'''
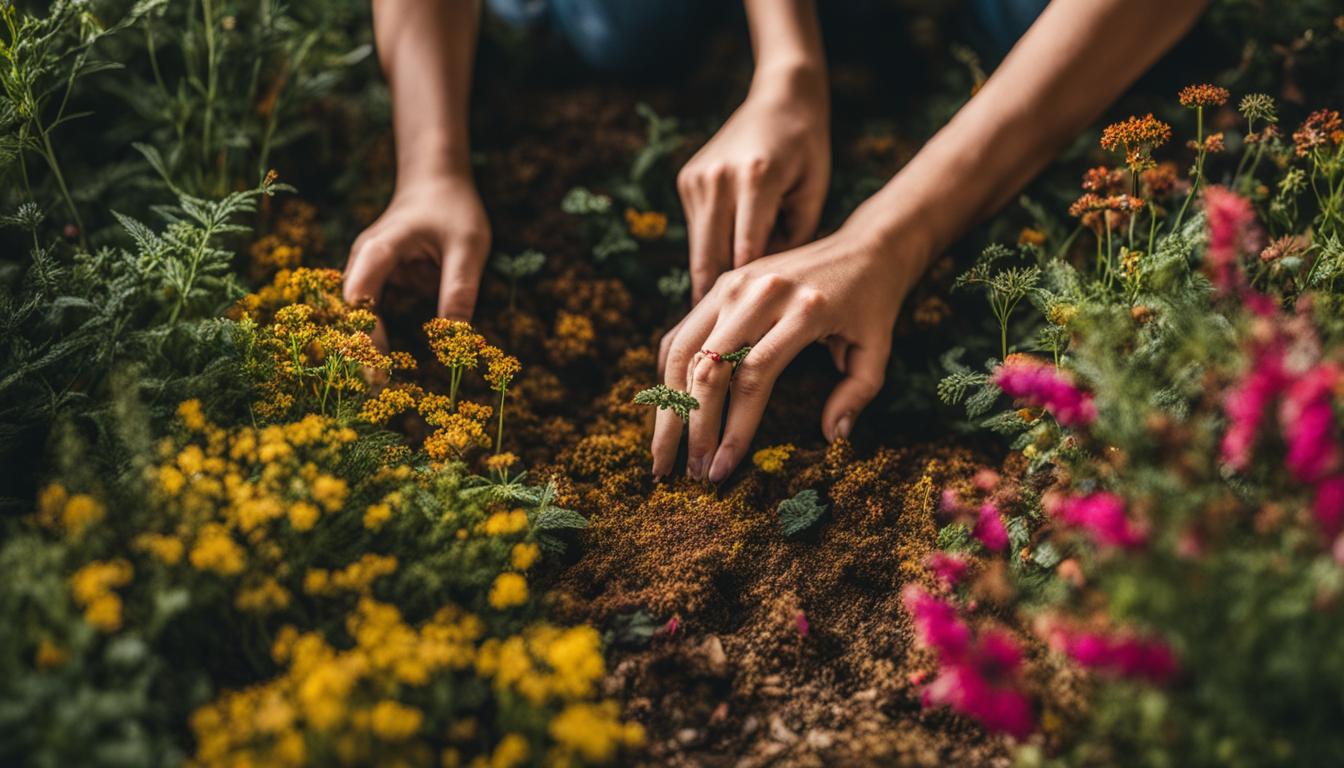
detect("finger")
[779,179,828,250]
[705,312,819,483]
[651,304,721,478]
[343,238,399,309]
[826,336,848,373]
[687,174,735,304]
[822,336,890,443]
[733,176,784,268]
[658,316,688,377]
[437,234,488,320]
[686,309,777,480]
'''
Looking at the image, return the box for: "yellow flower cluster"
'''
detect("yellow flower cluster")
[547,311,595,365]
[360,383,424,425]
[192,597,482,767]
[624,207,668,240]
[488,572,529,609]
[35,483,104,538]
[752,443,796,474]
[248,199,323,279]
[304,554,399,597]
[549,701,646,765]
[425,319,485,371]
[475,624,609,707]
[69,559,134,632]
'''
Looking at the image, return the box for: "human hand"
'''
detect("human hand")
[343,173,490,346]
[677,65,830,303]
[652,205,932,482]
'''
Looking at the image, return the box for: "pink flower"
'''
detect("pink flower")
[903,586,1035,738]
[662,616,680,636]
[1313,475,1344,540]
[974,502,1010,552]
[1220,345,1286,471]
[903,585,971,659]
[940,488,963,515]
[1280,364,1341,484]
[994,356,1097,428]
[795,611,810,639]
[1203,186,1261,295]
[1053,627,1178,684]
[925,551,970,588]
[1054,492,1146,549]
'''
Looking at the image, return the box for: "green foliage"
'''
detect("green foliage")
[777,489,826,538]
[633,384,699,422]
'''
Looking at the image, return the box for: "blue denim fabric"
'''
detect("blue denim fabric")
[487,0,713,73]
[972,0,1050,54]
[487,0,1050,71]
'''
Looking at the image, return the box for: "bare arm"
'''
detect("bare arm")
[655,0,1210,482]
[345,0,490,331]
[677,0,829,303]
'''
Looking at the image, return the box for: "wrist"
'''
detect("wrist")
[395,130,473,188]
[748,58,828,112]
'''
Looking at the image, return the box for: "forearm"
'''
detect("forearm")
[373,0,480,185]
[863,0,1207,264]
[742,0,826,97]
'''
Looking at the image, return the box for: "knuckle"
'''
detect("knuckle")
[744,155,770,183]
[691,363,719,390]
[676,167,695,196]
[795,287,828,316]
[716,270,748,297]
[754,272,790,297]
[733,367,765,398]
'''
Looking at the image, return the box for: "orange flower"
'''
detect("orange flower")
[1292,109,1343,157]
[1081,166,1125,194]
[1177,84,1229,108]
[1100,114,1172,172]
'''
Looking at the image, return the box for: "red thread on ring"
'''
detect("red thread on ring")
[701,349,722,363]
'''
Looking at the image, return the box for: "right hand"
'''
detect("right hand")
[343,173,490,346]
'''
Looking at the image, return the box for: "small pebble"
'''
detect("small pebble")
[769,714,798,744]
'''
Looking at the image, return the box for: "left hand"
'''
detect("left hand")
[652,208,930,482]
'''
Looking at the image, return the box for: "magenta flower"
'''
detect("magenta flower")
[1220,345,1286,471]
[1314,475,1344,540]
[1280,364,1341,484]
[1203,185,1261,295]
[903,585,971,659]
[994,356,1097,428]
[925,551,970,588]
[795,611,810,639]
[1054,627,1178,684]
[974,502,1010,552]
[1054,492,1146,549]
[903,585,1035,738]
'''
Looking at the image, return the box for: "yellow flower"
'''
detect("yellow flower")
[235,578,292,613]
[84,593,124,632]
[177,399,208,431]
[549,701,644,763]
[510,542,540,571]
[310,475,348,512]
[544,626,605,699]
[61,493,104,537]
[751,443,795,474]
[133,532,185,565]
[364,502,393,530]
[624,208,668,240]
[488,573,528,610]
[482,348,521,391]
[36,483,67,527]
[488,733,529,768]
[35,639,67,669]
[486,452,519,474]
[424,318,484,370]
[288,501,320,531]
[369,700,424,741]
[482,509,529,537]
[190,524,246,576]
[70,559,134,605]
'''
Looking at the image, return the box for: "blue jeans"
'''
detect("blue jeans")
[487,0,1049,72]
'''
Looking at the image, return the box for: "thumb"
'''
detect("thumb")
[438,236,488,321]
[821,336,889,442]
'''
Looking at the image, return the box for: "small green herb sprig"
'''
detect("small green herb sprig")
[633,384,699,421]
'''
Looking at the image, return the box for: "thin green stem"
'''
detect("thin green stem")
[495,387,507,455]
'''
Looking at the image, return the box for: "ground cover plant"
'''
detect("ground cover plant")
[1,1,1343,766]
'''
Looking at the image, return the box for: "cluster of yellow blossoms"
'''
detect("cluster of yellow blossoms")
[623,208,667,240]
[248,200,323,279]
[752,443,796,474]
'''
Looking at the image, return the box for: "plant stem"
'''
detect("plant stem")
[495,387,507,455]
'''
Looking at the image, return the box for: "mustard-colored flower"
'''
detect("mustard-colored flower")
[752,443,795,474]
[369,700,424,741]
[488,573,528,609]
[511,542,540,571]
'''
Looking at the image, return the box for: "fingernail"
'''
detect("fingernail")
[707,451,733,483]
[686,457,703,479]
[835,414,853,441]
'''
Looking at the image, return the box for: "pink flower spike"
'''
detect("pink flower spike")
[663,616,681,636]
[902,584,971,661]
[1313,475,1344,540]
[1055,492,1146,550]
[1280,364,1341,484]
[1220,345,1286,471]
[926,551,970,588]
[1058,628,1178,684]
[795,611,810,639]
[1203,186,1261,295]
[994,356,1097,428]
[974,502,1010,552]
